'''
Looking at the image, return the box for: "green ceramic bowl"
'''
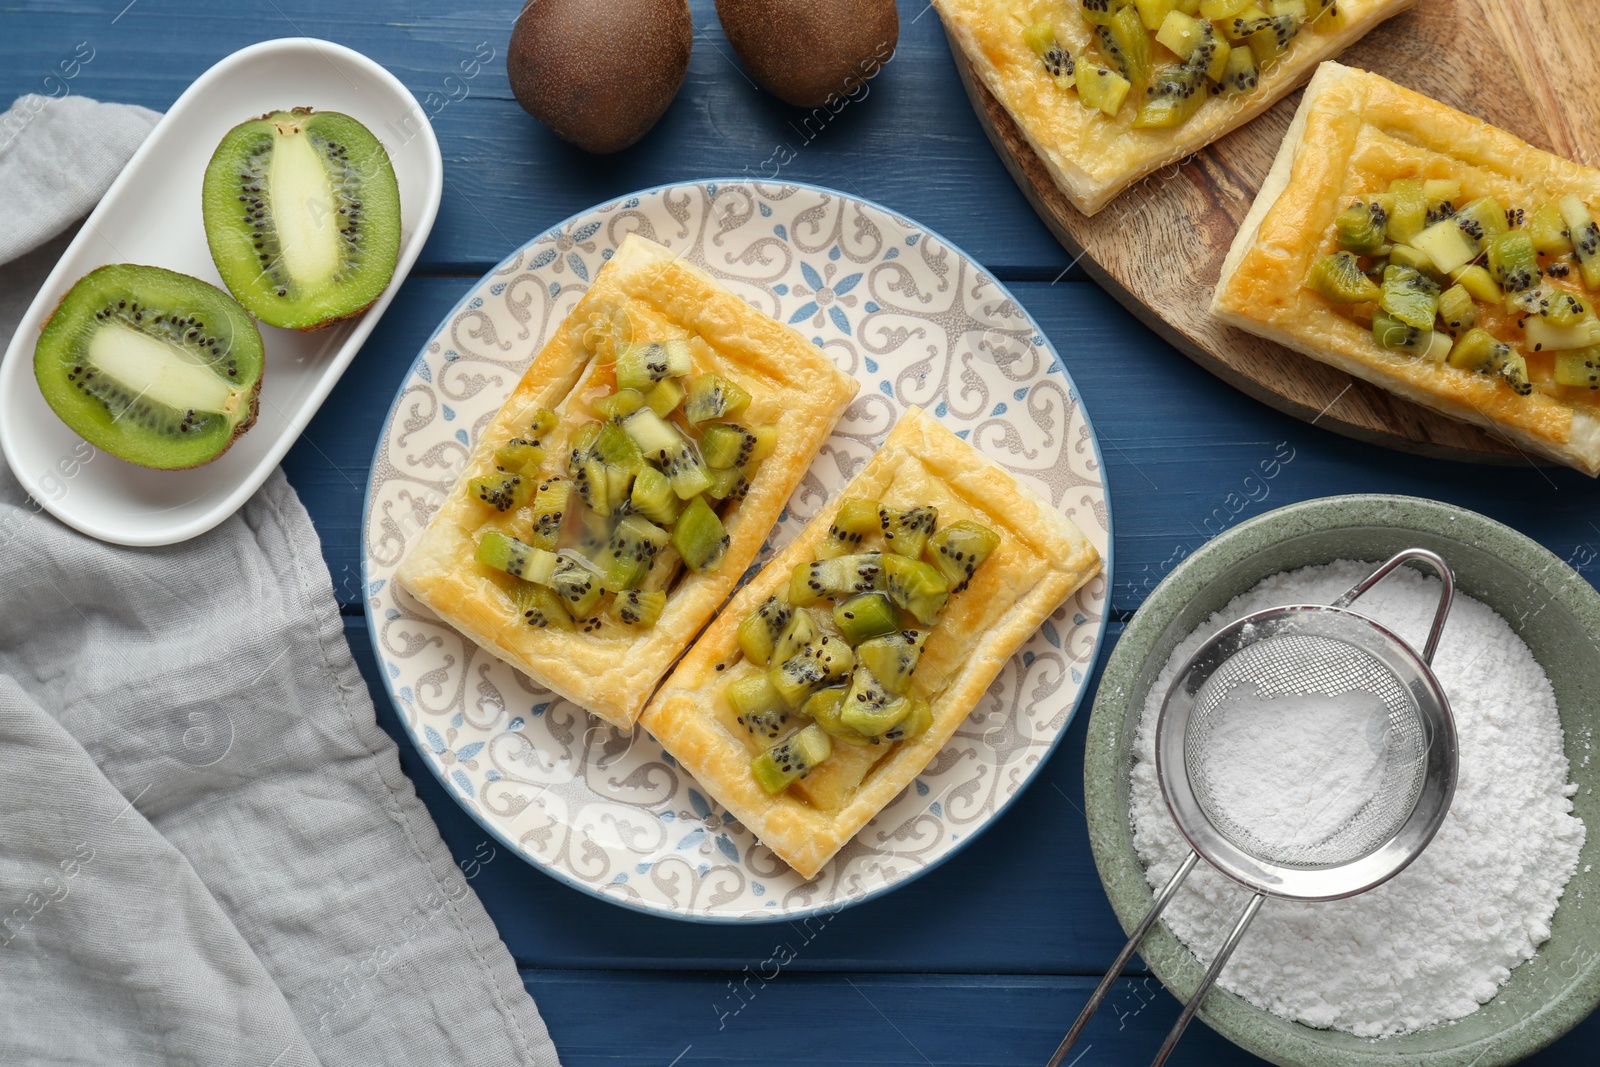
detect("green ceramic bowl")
[1084,494,1600,1066]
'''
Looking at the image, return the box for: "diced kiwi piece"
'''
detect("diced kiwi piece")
[683,374,751,425]
[1387,244,1443,282]
[595,421,644,475]
[1525,315,1600,352]
[700,423,761,469]
[1134,0,1176,32]
[550,551,605,619]
[1383,179,1428,245]
[833,591,899,645]
[878,505,938,559]
[592,388,646,421]
[672,495,729,572]
[738,595,794,666]
[1447,327,1512,372]
[1132,64,1206,129]
[510,580,574,631]
[1215,43,1258,93]
[615,339,692,391]
[803,686,874,746]
[1559,194,1600,290]
[598,513,669,590]
[1305,252,1380,303]
[770,639,855,708]
[1499,351,1533,396]
[789,552,886,606]
[839,667,908,737]
[202,108,400,330]
[1379,265,1440,330]
[1406,217,1479,275]
[566,422,608,512]
[1155,10,1208,58]
[816,496,880,559]
[477,531,559,583]
[1487,231,1539,295]
[527,407,560,441]
[529,477,571,551]
[882,696,933,743]
[771,607,820,667]
[1530,202,1574,256]
[751,724,832,794]
[1081,0,1121,27]
[883,554,950,627]
[1264,0,1306,15]
[728,671,784,717]
[630,465,681,525]
[576,504,612,555]
[32,264,266,470]
[1554,349,1600,388]
[1024,20,1074,81]
[1221,5,1273,38]
[1436,285,1476,334]
[470,473,532,512]
[704,467,749,502]
[1454,196,1508,248]
[608,588,666,628]
[1244,13,1298,65]
[494,438,545,477]
[856,630,927,696]
[1422,178,1461,206]
[1372,310,1447,360]
[1200,0,1252,17]
[927,519,1001,590]
[1076,62,1132,115]
[1097,5,1153,88]
[645,377,685,418]
[1546,291,1589,326]
[622,407,710,498]
[1452,264,1502,303]
[1336,201,1388,254]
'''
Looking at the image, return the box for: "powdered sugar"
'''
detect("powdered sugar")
[1130,561,1587,1037]
[1197,684,1392,856]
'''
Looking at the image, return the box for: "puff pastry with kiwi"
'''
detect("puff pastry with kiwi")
[396,234,860,729]
[1212,62,1600,476]
[639,406,1102,879]
[932,0,1415,215]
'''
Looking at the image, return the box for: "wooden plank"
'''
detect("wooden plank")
[344,615,1137,974]
[517,968,1600,1066]
[940,0,1600,464]
[290,278,1600,618]
[0,0,1074,276]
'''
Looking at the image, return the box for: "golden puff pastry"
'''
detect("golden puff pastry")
[396,234,860,729]
[933,0,1415,215]
[640,406,1102,879]
[1212,62,1600,476]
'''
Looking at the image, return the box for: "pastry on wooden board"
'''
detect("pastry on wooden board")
[1213,62,1600,476]
[396,234,860,729]
[640,406,1103,879]
[932,0,1417,215]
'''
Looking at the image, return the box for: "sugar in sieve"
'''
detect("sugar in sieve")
[1048,548,1458,1067]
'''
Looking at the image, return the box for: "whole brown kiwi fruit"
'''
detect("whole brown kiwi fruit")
[507,0,692,154]
[715,0,898,108]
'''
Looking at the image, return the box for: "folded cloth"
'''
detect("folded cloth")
[0,94,562,1066]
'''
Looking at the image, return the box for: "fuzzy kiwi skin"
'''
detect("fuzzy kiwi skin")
[507,0,692,154]
[715,0,898,108]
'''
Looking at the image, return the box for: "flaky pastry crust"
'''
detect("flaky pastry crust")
[396,234,860,728]
[639,406,1103,879]
[1212,62,1600,476]
[933,0,1416,215]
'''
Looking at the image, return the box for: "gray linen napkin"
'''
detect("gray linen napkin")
[0,94,562,1066]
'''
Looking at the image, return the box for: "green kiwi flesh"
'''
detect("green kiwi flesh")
[202,108,400,330]
[33,263,264,469]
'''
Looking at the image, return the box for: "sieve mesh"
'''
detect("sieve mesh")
[1182,632,1428,869]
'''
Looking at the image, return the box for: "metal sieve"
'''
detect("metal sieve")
[1048,549,1458,1067]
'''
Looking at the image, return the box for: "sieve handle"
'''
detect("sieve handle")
[1330,547,1455,665]
[1149,890,1266,1067]
[1045,851,1199,1067]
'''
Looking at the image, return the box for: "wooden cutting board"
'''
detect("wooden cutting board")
[946,0,1600,464]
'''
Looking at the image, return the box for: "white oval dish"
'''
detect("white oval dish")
[362,180,1114,922]
[0,37,442,546]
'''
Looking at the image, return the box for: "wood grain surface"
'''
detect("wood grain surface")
[944,0,1600,465]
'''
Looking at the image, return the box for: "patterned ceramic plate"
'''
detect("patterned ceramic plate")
[362,181,1112,922]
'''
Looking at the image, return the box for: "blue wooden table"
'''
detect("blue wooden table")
[7,2,1598,1063]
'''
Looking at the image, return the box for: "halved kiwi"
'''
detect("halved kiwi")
[202,107,400,330]
[33,264,264,469]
